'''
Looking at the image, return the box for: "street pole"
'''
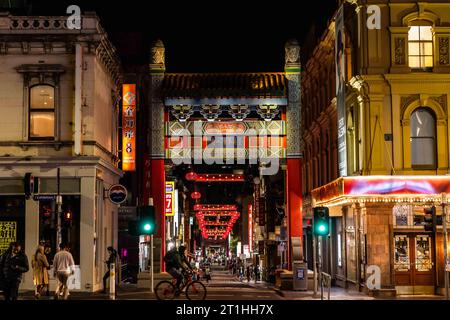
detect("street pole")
[56,167,62,247]
[313,235,317,296]
[442,193,448,300]
[110,262,116,300]
[319,236,323,301]
[150,234,154,293]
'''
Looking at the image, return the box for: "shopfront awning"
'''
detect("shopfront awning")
[311,176,450,207]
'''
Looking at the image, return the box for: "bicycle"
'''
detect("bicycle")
[154,270,207,300]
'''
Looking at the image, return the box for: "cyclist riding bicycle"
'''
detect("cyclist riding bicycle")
[164,245,193,294]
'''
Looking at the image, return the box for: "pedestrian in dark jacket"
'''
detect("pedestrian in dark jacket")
[102,246,117,293]
[0,242,29,301]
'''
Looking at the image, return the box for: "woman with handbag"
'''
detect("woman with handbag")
[31,245,50,299]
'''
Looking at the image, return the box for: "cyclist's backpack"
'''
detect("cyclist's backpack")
[164,249,177,265]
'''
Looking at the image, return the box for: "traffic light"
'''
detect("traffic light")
[313,207,330,236]
[139,205,156,235]
[424,206,436,232]
[24,173,39,199]
[64,210,73,221]
[305,219,313,236]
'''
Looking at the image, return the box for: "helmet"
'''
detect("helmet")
[178,245,186,255]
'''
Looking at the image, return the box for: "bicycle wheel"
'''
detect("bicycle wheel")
[186,281,207,300]
[155,281,176,300]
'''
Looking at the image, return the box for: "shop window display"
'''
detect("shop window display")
[39,195,80,264]
[0,196,25,255]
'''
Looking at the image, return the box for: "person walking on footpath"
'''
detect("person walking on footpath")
[102,246,117,293]
[31,245,50,299]
[0,242,29,301]
[254,264,259,283]
[53,243,75,300]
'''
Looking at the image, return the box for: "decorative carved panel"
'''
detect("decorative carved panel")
[439,37,449,65]
[394,37,406,65]
[400,94,420,118]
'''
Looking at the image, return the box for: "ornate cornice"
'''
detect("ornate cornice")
[0,14,122,86]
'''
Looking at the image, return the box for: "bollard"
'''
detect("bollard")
[110,263,116,300]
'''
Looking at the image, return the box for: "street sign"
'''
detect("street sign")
[108,184,128,204]
[33,195,56,201]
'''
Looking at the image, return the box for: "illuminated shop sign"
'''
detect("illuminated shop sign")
[165,181,175,217]
[122,84,136,171]
[312,176,450,205]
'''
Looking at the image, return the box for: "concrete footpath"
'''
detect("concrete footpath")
[7,281,447,300]
[246,281,445,300]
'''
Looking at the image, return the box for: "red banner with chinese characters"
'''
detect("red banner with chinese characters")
[122,84,136,171]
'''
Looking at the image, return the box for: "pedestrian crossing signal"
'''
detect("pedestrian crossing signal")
[313,207,330,236]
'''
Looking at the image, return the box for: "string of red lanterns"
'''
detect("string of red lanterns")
[196,209,240,239]
[193,204,237,211]
[195,174,244,182]
[185,172,244,183]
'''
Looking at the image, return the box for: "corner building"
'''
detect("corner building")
[303,1,450,296]
[0,13,122,292]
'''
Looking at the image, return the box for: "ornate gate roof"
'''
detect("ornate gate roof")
[162,72,287,98]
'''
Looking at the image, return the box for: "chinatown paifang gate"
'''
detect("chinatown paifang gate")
[147,39,303,276]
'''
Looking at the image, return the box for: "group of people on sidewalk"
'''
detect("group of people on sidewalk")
[0,242,117,301]
[229,258,260,283]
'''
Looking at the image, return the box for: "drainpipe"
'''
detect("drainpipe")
[74,43,83,155]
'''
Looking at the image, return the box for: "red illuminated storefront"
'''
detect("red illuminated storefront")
[311,176,450,296]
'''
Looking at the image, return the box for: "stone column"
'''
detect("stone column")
[285,39,303,269]
[23,198,39,290]
[80,172,96,291]
[363,202,395,290]
[149,40,166,272]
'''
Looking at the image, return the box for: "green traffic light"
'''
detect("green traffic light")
[144,223,152,231]
[318,225,326,233]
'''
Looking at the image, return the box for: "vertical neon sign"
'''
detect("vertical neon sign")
[122,84,136,171]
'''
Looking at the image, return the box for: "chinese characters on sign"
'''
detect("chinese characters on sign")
[0,221,17,255]
[122,84,136,171]
[165,181,175,217]
[248,204,253,252]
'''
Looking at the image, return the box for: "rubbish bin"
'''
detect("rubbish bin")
[293,262,308,291]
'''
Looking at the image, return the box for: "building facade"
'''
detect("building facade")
[0,12,122,292]
[304,0,450,296]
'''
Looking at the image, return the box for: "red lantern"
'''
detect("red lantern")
[191,191,201,199]
[185,171,198,181]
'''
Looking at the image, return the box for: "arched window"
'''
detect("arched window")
[408,22,433,69]
[29,85,55,139]
[410,107,436,168]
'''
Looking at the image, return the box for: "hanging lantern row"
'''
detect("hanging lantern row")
[195,211,240,218]
[195,174,245,182]
[193,204,237,211]
[185,172,244,183]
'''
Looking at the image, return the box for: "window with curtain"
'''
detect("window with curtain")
[29,85,55,139]
[410,107,436,168]
[408,25,433,69]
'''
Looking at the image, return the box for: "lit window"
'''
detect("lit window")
[29,85,55,139]
[408,25,433,69]
[410,107,436,167]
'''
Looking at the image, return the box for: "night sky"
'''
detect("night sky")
[13,0,339,72]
